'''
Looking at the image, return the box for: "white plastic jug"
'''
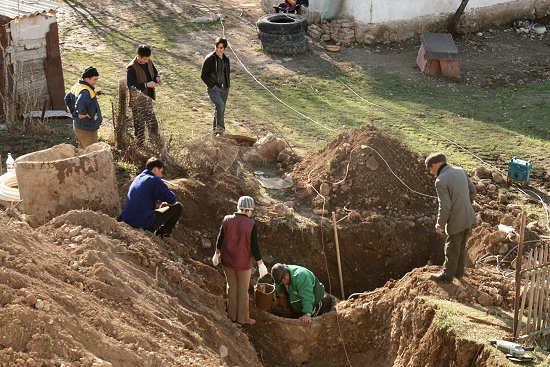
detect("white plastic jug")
[6,153,15,173]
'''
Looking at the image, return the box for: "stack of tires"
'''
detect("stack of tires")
[257,14,309,55]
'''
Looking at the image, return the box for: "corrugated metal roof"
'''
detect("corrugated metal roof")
[0,0,61,20]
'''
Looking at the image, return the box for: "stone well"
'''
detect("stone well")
[15,142,120,226]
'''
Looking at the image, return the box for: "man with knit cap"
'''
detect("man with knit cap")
[213,196,268,325]
[425,152,477,282]
[127,45,161,145]
[64,66,103,148]
[271,263,332,326]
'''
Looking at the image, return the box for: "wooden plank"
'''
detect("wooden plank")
[0,22,7,117]
[519,249,533,336]
[544,244,550,328]
[416,44,427,72]
[526,246,539,332]
[440,60,461,79]
[532,248,542,331]
[424,59,441,76]
[44,22,65,110]
[536,245,548,329]
[514,211,527,339]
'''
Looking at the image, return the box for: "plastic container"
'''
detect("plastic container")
[6,153,15,173]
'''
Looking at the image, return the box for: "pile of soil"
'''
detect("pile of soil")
[0,210,261,367]
[292,124,436,221]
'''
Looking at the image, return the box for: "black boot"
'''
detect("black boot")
[430,273,452,282]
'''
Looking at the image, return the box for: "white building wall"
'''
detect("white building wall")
[307,0,535,23]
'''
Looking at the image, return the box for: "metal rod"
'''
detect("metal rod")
[513,211,527,341]
[332,212,345,300]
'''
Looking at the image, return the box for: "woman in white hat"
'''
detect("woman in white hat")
[212,196,268,325]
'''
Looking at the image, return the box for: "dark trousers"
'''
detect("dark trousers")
[132,97,159,145]
[442,228,470,278]
[207,86,229,131]
[147,202,183,236]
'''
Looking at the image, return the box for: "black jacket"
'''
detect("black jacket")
[201,51,230,89]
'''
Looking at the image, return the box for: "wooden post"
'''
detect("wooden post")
[332,212,345,300]
[513,211,527,341]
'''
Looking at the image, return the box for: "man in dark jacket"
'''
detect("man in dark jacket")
[201,37,230,137]
[127,45,161,145]
[119,157,182,237]
[426,153,477,282]
[271,263,332,326]
[64,66,103,148]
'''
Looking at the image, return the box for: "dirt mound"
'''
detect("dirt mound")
[0,210,261,367]
[245,266,516,366]
[292,124,435,219]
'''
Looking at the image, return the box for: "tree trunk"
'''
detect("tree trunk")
[448,0,470,36]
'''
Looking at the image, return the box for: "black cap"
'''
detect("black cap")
[81,66,99,79]
[425,152,446,168]
[271,263,288,284]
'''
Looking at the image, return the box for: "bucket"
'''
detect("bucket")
[254,275,275,311]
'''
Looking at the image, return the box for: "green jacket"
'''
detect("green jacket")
[275,265,325,314]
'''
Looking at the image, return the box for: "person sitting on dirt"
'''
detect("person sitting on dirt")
[274,0,308,13]
[119,157,183,238]
[212,196,269,326]
[271,263,332,326]
[64,66,103,148]
[425,152,476,282]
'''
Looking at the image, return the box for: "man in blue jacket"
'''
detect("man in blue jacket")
[119,157,183,238]
[64,66,103,148]
[426,152,476,282]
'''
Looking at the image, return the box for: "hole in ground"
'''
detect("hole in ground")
[240,218,451,366]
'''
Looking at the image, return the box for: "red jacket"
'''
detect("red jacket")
[220,213,256,270]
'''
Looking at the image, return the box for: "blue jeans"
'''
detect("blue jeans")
[208,86,229,131]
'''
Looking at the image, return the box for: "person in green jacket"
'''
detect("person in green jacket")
[271,263,332,326]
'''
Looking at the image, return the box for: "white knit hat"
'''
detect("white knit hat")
[237,196,255,210]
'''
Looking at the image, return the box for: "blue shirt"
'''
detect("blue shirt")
[119,170,177,229]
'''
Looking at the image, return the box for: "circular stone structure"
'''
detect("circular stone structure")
[257,14,309,55]
[15,142,121,226]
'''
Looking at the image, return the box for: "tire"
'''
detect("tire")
[258,30,309,55]
[257,14,308,35]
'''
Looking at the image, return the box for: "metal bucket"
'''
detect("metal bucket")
[254,276,275,311]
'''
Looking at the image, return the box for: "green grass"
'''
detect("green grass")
[56,1,550,177]
[428,298,548,366]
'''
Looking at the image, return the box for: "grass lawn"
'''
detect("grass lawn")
[57,7,549,176]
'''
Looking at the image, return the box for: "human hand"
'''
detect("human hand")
[299,314,312,326]
[212,251,220,266]
[258,262,268,277]
[435,226,444,235]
